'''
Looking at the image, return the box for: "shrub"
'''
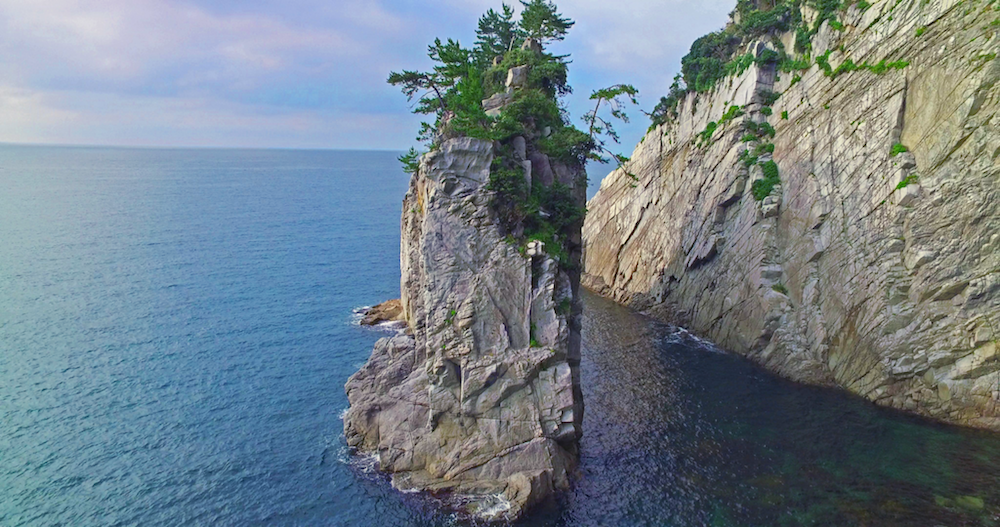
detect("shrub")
[681,31,739,93]
[398,147,422,174]
[538,127,594,165]
[754,142,776,155]
[896,173,919,190]
[781,110,789,120]
[751,160,781,200]
[698,121,720,146]
[759,90,781,105]
[890,143,909,156]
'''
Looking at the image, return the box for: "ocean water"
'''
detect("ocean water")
[1,145,998,527]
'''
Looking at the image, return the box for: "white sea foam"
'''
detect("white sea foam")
[663,327,725,354]
[471,493,512,521]
[348,306,370,326]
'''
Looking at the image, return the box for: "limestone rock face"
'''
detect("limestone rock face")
[345,137,584,520]
[584,0,1000,430]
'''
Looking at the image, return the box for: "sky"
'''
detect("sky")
[0,0,734,153]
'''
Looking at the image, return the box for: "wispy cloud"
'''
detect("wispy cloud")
[0,0,732,149]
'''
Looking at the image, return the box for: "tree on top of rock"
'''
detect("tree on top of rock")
[519,0,574,44]
[388,38,473,116]
[474,4,525,65]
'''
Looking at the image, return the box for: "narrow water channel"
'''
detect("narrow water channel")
[520,290,1000,526]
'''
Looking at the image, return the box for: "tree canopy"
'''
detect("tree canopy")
[474,4,525,64]
[519,0,574,43]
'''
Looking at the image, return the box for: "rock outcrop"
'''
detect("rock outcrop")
[359,299,405,326]
[344,136,584,519]
[584,0,1000,429]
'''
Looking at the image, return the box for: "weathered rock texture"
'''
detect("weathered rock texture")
[359,299,405,326]
[584,0,1000,429]
[345,137,584,520]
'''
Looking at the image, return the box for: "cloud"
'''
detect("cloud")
[0,0,735,150]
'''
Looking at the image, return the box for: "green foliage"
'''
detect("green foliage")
[583,84,640,175]
[648,74,686,129]
[761,106,773,116]
[738,2,795,36]
[795,25,812,53]
[830,58,857,78]
[780,54,812,71]
[740,148,759,167]
[474,5,524,65]
[488,147,530,229]
[727,52,756,77]
[752,160,781,200]
[447,66,493,139]
[815,49,834,76]
[681,31,739,93]
[772,283,789,295]
[538,126,594,165]
[755,142,776,155]
[390,1,609,265]
[483,48,570,98]
[398,147,422,174]
[519,0,574,43]
[698,121,720,146]
[721,104,745,122]
[741,132,758,142]
[816,50,909,79]
[781,110,789,120]
[556,298,572,315]
[759,89,781,105]
[829,19,845,31]
[890,142,909,156]
[915,26,927,37]
[744,120,776,139]
[491,89,564,141]
[896,173,919,190]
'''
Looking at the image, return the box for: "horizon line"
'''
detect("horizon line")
[0,140,406,153]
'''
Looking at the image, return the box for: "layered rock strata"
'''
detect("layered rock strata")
[584,0,1000,429]
[344,137,584,519]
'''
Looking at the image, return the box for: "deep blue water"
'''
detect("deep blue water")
[1,145,999,527]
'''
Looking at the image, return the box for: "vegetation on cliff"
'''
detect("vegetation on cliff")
[389,0,636,262]
[649,0,882,127]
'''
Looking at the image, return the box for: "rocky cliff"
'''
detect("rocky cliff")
[584,0,1000,430]
[344,131,585,519]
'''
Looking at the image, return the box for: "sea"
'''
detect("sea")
[1,144,998,526]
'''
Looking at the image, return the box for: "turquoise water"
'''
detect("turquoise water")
[1,145,998,526]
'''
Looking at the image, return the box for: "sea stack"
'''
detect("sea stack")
[344,40,585,520]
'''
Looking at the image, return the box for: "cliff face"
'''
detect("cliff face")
[584,0,1000,429]
[344,137,584,519]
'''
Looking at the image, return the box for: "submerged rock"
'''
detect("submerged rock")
[344,137,584,520]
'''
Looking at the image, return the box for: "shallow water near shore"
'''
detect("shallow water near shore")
[2,145,999,526]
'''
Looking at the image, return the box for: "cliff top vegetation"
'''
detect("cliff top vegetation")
[389,0,638,262]
[648,0,872,128]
